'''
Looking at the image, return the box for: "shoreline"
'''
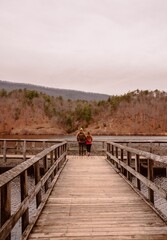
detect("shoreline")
[0,133,167,137]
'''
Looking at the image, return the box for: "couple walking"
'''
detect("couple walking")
[76,128,93,156]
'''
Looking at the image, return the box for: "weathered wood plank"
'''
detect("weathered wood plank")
[28,156,167,240]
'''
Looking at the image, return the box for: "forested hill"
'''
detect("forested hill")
[0,80,109,101]
[0,88,167,136]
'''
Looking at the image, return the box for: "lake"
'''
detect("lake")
[1,134,167,141]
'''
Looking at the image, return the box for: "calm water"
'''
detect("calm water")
[1,134,167,141]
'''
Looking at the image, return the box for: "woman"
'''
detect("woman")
[85,132,93,156]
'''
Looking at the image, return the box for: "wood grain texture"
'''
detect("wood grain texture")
[28,156,167,240]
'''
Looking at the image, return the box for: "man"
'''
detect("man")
[76,128,86,155]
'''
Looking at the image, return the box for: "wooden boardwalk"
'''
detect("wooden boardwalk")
[28,156,167,240]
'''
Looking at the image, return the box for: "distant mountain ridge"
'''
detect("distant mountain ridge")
[0,80,109,100]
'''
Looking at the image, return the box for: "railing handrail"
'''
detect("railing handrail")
[109,140,167,143]
[107,141,167,164]
[0,141,67,187]
[0,139,62,142]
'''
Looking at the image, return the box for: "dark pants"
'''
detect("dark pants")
[79,142,85,155]
[86,144,92,153]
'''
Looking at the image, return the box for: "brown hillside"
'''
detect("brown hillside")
[0,89,167,136]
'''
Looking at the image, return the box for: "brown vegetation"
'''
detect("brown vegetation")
[0,89,167,136]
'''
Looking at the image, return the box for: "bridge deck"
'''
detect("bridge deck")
[28,156,167,240]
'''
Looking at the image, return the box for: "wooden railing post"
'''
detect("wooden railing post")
[107,143,109,152]
[127,151,131,181]
[111,144,114,155]
[107,143,110,160]
[1,183,11,240]
[23,140,26,161]
[50,151,54,180]
[63,143,67,164]
[3,140,7,162]
[59,146,62,168]
[20,170,29,233]
[54,148,58,175]
[102,141,105,151]
[135,154,141,190]
[148,158,154,203]
[58,147,60,158]
[34,162,42,207]
[120,149,124,174]
[65,142,67,153]
[43,156,49,192]
[115,147,118,169]
[57,147,60,169]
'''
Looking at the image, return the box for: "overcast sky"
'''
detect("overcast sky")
[0,0,167,95]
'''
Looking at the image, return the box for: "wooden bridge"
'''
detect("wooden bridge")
[0,139,167,239]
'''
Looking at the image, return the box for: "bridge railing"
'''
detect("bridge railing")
[106,141,167,217]
[1,138,167,160]
[112,139,167,156]
[0,139,62,162]
[67,139,167,156]
[0,141,67,240]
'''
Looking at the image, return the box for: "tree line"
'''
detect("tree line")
[0,89,166,135]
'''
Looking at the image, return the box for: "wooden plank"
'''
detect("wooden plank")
[28,156,167,240]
